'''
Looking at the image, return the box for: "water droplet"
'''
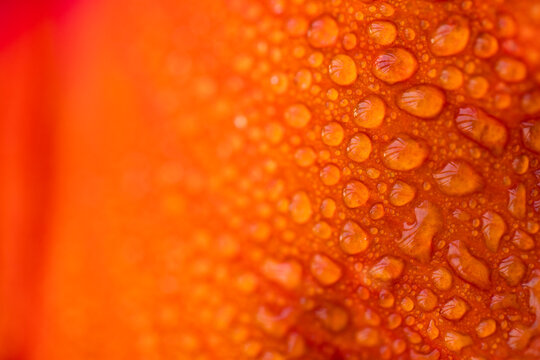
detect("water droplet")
[383,134,429,171]
[312,221,332,239]
[329,54,358,86]
[321,198,337,218]
[455,105,508,155]
[294,68,312,90]
[508,183,526,219]
[286,16,309,37]
[433,160,483,196]
[342,180,369,208]
[512,154,530,174]
[389,180,416,206]
[416,289,438,311]
[495,56,527,83]
[307,15,339,48]
[379,289,395,308]
[481,211,506,252]
[473,33,499,58]
[427,320,440,340]
[310,254,342,286]
[448,240,490,289]
[521,119,540,153]
[432,267,453,290]
[342,32,357,50]
[497,13,517,38]
[321,122,345,146]
[294,146,316,167]
[262,259,303,290]
[285,103,311,128]
[354,95,386,128]
[256,306,294,337]
[356,327,380,347]
[400,296,414,312]
[522,91,540,114]
[476,319,496,338]
[340,220,369,254]
[512,229,535,250]
[369,203,385,220]
[398,201,442,262]
[441,297,469,320]
[466,76,489,99]
[430,15,470,56]
[445,330,472,352]
[368,20,397,46]
[498,255,525,286]
[315,304,349,332]
[320,164,341,186]
[372,48,418,84]
[369,256,405,281]
[347,133,372,162]
[397,85,445,119]
[286,332,306,357]
[289,191,313,224]
[439,65,463,90]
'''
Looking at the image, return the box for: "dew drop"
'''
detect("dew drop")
[262,259,303,290]
[473,33,499,58]
[495,56,527,83]
[476,319,496,338]
[372,48,418,84]
[433,160,483,196]
[329,54,358,86]
[455,105,508,155]
[417,289,437,311]
[445,330,472,352]
[320,164,341,186]
[310,253,343,286]
[432,267,453,291]
[447,240,490,289]
[369,256,405,281]
[430,15,470,56]
[508,183,526,219]
[321,121,345,146]
[439,65,463,90]
[397,85,445,119]
[289,191,313,224]
[342,180,370,208]
[441,297,469,320]
[521,119,540,153]
[307,15,339,48]
[353,95,386,128]
[347,133,373,162]
[315,304,349,332]
[512,229,535,250]
[389,180,416,206]
[498,255,525,286]
[285,103,311,128]
[368,20,397,46]
[481,211,506,252]
[339,220,369,254]
[383,134,429,171]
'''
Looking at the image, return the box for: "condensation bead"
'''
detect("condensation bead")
[289,191,313,224]
[430,15,470,56]
[389,180,416,206]
[262,259,302,290]
[321,121,345,146]
[398,201,442,262]
[481,211,507,252]
[521,119,540,153]
[448,240,490,289]
[432,267,453,290]
[329,54,358,86]
[455,106,508,155]
[466,76,489,99]
[476,319,497,338]
[372,48,418,84]
[315,304,349,332]
[307,15,339,48]
[441,297,469,320]
[508,183,526,219]
[474,33,499,58]
[433,160,483,196]
[320,164,341,186]
[285,103,311,128]
[417,289,437,311]
[294,147,316,167]
[342,180,370,208]
[383,134,429,171]
[498,255,525,286]
[310,254,343,286]
[339,220,369,254]
[368,20,397,46]
[354,95,386,128]
[495,57,527,83]
[445,331,472,352]
[512,229,535,250]
[439,65,463,90]
[342,33,357,50]
[321,198,337,218]
[512,154,529,174]
[522,91,540,114]
[347,133,372,162]
[397,85,445,119]
[369,256,405,281]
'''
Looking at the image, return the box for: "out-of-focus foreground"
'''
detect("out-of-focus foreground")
[2,0,540,359]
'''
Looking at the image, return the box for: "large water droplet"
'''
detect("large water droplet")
[398,201,442,262]
[447,240,490,289]
[455,105,508,155]
[430,15,470,56]
[383,134,429,171]
[397,85,445,119]
[347,133,372,162]
[481,211,506,252]
[521,119,540,153]
[329,54,358,86]
[372,48,418,84]
[310,253,343,286]
[339,220,369,254]
[289,191,313,224]
[433,160,483,196]
[342,180,369,208]
[353,95,386,128]
[307,15,339,48]
[368,20,397,46]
